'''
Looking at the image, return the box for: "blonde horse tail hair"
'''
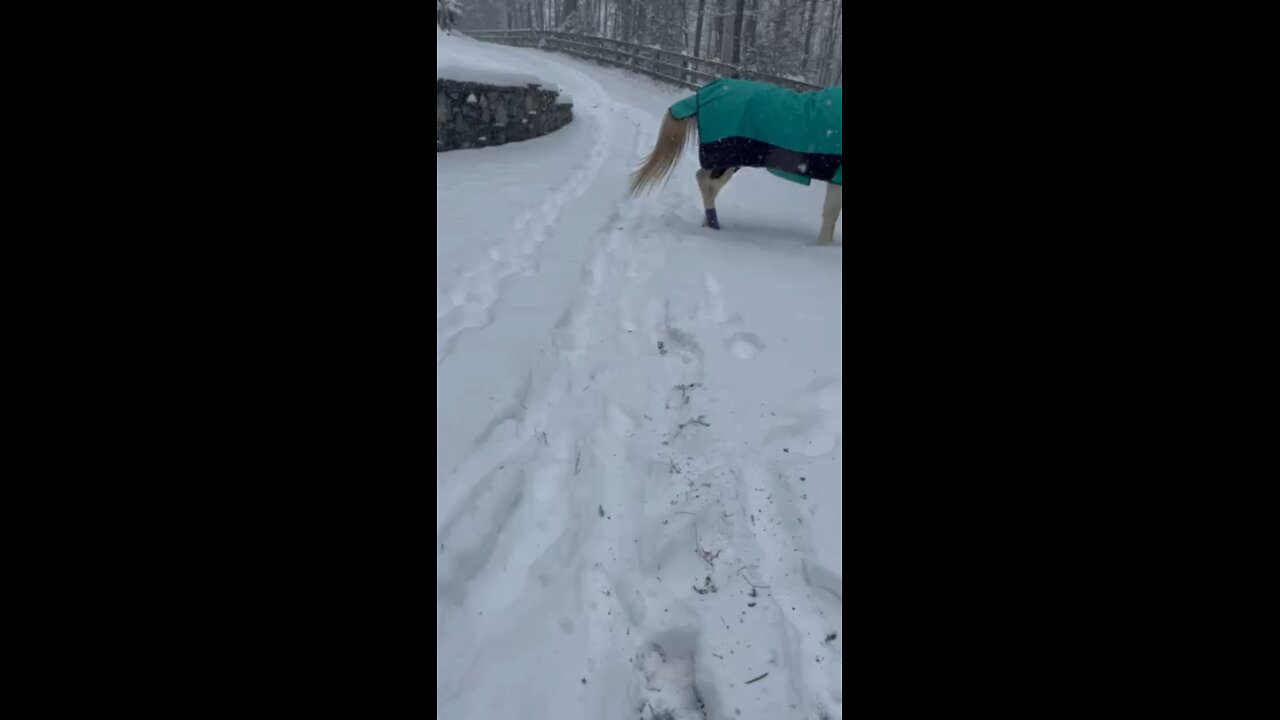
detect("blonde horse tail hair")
[627,113,697,197]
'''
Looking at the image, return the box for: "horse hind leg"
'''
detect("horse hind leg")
[817,182,842,245]
[697,167,738,230]
[696,169,716,227]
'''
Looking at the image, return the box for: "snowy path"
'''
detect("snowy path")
[437,34,842,720]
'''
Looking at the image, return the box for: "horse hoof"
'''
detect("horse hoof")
[705,209,720,230]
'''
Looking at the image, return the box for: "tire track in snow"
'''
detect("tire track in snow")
[436,54,663,713]
[438,99,700,718]
[436,59,618,368]
[436,63,661,535]
[436,54,659,585]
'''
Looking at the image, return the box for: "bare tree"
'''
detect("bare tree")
[693,0,707,57]
[817,0,841,85]
[800,0,819,70]
[729,0,745,64]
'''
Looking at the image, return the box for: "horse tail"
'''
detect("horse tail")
[627,112,697,197]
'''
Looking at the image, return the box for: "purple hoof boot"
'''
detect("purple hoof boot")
[705,208,720,230]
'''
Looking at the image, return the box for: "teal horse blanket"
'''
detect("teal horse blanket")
[669,79,842,186]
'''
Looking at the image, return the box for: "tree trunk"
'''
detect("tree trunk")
[720,1,735,63]
[819,0,841,84]
[693,0,707,57]
[801,0,820,70]
[711,0,724,59]
[729,0,745,64]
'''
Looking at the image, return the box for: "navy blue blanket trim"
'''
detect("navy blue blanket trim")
[699,137,841,182]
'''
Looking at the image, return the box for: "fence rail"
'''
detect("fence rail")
[464,29,824,93]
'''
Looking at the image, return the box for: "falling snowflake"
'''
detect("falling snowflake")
[467,93,478,103]
[798,163,808,173]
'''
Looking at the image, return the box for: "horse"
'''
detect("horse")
[627,78,843,245]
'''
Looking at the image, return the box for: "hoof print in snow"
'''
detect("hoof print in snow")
[696,544,721,567]
[662,327,704,361]
[636,631,708,719]
[672,415,710,440]
[693,575,717,594]
[676,383,699,405]
[666,383,700,410]
[726,331,766,360]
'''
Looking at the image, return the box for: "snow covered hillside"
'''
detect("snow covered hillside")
[437,31,843,720]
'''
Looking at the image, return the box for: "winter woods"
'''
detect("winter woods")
[451,0,842,86]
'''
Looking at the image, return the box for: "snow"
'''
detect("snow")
[438,34,842,720]
[437,28,554,90]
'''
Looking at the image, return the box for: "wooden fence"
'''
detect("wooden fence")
[464,29,824,93]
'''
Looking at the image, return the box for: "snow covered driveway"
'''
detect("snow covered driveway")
[437,33,842,720]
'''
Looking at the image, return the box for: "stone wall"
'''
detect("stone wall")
[437,79,572,152]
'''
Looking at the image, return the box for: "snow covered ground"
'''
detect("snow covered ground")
[438,27,554,89]
[437,31,842,720]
